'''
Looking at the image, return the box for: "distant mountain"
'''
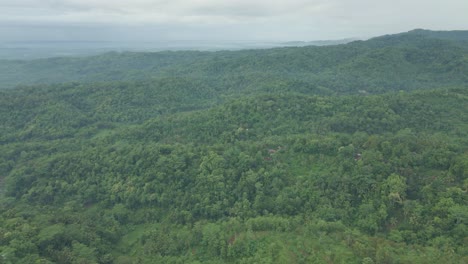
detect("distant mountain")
[0,39,357,60]
[0,29,467,94]
[365,29,468,47]
[405,28,468,41]
[281,38,357,46]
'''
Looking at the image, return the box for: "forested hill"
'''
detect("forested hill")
[1,86,467,263]
[394,28,468,41]
[1,29,467,93]
[0,29,467,263]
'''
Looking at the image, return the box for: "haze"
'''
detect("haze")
[2,0,468,42]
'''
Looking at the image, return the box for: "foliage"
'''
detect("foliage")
[1,30,468,93]
[0,30,467,263]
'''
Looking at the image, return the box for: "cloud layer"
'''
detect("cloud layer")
[1,0,467,41]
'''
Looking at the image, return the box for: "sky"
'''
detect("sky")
[1,0,468,42]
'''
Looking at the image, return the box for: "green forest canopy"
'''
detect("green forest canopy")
[1,29,468,93]
[0,29,467,263]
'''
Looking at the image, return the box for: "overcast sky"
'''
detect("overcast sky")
[1,0,467,42]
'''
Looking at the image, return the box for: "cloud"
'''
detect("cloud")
[0,0,467,41]
[1,0,333,25]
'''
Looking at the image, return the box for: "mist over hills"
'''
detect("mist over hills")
[0,38,356,61]
[1,29,467,94]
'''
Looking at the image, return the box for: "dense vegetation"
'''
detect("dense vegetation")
[1,29,468,93]
[0,30,467,263]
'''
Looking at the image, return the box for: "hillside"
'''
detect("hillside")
[1,29,467,93]
[0,30,467,263]
[395,28,468,41]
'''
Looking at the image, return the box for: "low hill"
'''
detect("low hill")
[1,29,467,93]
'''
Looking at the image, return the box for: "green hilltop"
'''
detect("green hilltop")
[0,30,467,263]
[1,29,467,93]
